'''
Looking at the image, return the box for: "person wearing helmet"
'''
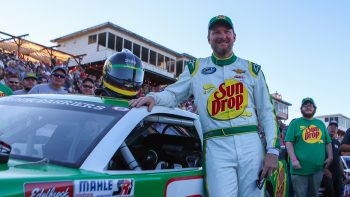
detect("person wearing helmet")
[95,49,144,99]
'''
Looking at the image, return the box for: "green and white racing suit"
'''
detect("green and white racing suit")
[148,54,279,197]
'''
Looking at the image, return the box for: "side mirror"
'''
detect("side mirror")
[0,140,11,164]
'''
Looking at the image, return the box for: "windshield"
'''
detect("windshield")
[0,97,128,168]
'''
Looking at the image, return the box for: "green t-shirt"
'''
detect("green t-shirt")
[0,83,13,97]
[285,117,331,175]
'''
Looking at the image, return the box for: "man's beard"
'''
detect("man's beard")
[212,40,233,57]
[301,110,316,119]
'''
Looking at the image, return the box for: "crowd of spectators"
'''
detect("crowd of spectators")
[0,49,197,112]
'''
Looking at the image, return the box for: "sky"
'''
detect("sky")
[1,0,349,122]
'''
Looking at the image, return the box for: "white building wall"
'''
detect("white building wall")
[56,27,178,78]
[316,114,350,132]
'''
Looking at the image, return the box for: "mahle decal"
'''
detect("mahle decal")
[207,79,248,120]
[302,125,323,143]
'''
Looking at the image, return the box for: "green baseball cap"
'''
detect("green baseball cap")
[301,97,316,107]
[208,15,233,30]
[23,72,37,80]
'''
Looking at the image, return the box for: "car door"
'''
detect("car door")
[105,113,205,197]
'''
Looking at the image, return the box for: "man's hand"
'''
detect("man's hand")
[291,159,302,169]
[129,96,155,112]
[324,169,332,179]
[324,157,333,169]
[260,153,278,180]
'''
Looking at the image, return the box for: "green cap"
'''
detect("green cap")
[208,15,233,30]
[301,97,316,107]
[23,72,37,80]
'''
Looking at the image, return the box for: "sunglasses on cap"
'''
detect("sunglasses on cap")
[82,84,94,89]
[52,73,66,79]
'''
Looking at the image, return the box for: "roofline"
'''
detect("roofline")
[271,97,292,106]
[315,114,350,120]
[51,22,193,58]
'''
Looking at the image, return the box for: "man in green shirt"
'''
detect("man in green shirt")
[285,97,332,197]
[0,83,13,97]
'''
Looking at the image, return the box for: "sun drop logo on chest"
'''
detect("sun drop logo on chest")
[302,125,323,143]
[207,79,248,120]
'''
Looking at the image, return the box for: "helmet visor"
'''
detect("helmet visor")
[109,64,144,83]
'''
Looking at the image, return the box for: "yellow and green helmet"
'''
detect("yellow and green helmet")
[103,49,144,97]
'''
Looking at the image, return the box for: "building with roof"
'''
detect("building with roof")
[51,22,194,85]
[315,114,350,133]
[271,92,292,121]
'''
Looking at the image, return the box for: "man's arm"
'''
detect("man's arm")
[324,142,333,169]
[130,60,194,110]
[341,129,350,152]
[253,68,279,155]
[285,141,302,169]
[252,66,279,178]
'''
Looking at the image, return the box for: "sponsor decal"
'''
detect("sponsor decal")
[232,69,245,74]
[233,75,245,80]
[25,181,73,197]
[203,84,215,94]
[275,161,286,197]
[125,58,136,65]
[207,79,248,120]
[201,67,216,75]
[165,176,204,197]
[74,179,134,197]
[1,97,106,111]
[302,125,323,143]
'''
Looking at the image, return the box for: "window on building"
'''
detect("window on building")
[141,47,149,63]
[116,36,123,52]
[108,33,116,50]
[88,34,97,44]
[157,53,165,68]
[325,117,329,122]
[165,57,170,72]
[176,60,184,77]
[133,43,141,58]
[330,117,334,121]
[98,32,107,47]
[150,50,156,65]
[335,117,339,122]
[165,57,175,73]
[124,39,132,51]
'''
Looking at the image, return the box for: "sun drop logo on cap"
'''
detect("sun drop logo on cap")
[207,79,248,120]
[302,125,323,143]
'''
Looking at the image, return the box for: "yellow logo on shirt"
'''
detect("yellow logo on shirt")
[302,125,323,143]
[207,79,248,120]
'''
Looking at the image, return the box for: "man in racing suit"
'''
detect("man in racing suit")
[129,15,279,197]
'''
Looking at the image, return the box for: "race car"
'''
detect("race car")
[0,94,288,197]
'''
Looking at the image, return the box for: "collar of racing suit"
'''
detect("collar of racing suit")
[211,53,237,66]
